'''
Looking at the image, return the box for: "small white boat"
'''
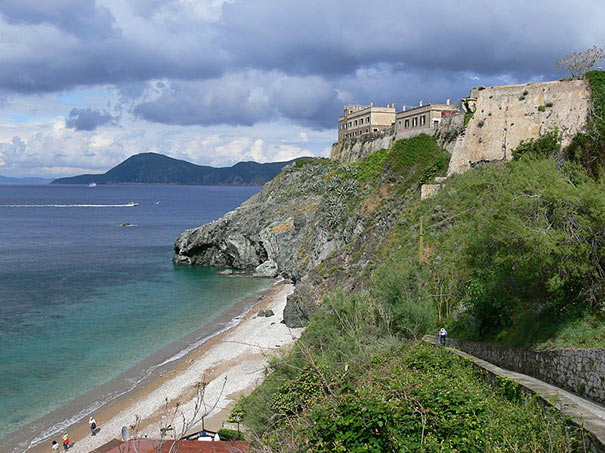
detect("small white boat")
[126,201,139,207]
[88,182,97,187]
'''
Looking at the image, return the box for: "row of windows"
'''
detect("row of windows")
[340,116,371,129]
[397,115,427,130]
[342,127,379,138]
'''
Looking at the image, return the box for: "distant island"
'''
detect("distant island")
[0,175,53,185]
[51,152,300,186]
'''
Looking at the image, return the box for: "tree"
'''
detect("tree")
[556,46,605,79]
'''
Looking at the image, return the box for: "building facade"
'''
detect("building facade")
[394,100,459,140]
[337,103,396,141]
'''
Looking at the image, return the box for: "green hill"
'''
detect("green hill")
[171,71,605,450]
[51,152,296,185]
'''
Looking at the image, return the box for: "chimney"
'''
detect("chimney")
[402,105,406,111]
[419,100,423,107]
[446,98,450,105]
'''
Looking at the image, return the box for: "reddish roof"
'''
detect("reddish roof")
[100,439,248,453]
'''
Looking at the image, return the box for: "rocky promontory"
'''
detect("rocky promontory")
[174,159,351,279]
[174,137,450,327]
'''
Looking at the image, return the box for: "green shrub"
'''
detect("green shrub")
[217,428,244,441]
[303,344,581,452]
[463,111,474,127]
[538,105,546,112]
[511,129,560,160]
[477,120,485,127]
[566,70,605,178]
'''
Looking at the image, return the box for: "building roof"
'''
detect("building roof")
[396,103,458,116]
[98,439,249,453]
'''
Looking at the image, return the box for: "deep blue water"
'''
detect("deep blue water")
[0,184,265,444]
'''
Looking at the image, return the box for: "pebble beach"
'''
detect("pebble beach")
[27,280,303,453]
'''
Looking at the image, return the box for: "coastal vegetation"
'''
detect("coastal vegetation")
[229,124,603,449]
[172,70,604,450]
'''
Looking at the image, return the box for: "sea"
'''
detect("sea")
[0,184,268,452]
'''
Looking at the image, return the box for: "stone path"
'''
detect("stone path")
[423,335,605,451]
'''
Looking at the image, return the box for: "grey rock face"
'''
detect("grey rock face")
[174,160,355,283]
[253,259,279,278]
[173,158,401,328]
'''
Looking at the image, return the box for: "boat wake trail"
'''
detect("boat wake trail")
[1,203,138,208]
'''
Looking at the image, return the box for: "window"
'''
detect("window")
[348,121,352,127]
[398,120,402,129]
[366,128,369,133]
[412,117,418,127]
[373,128,378,132]
[354,120,357,126]
[405,119,410,129]
[433,120,439,128]
[366,117,370,124]
[420,115,426,126]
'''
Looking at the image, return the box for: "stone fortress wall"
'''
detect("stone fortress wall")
[331,79,592,180]
[330,126,397,163]
[448,79,591,175]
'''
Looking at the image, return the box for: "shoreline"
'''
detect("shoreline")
[23,279,302,453]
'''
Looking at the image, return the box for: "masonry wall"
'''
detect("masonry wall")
[446,338,605,406]
[330,127,396,163]
[448,79,591,175]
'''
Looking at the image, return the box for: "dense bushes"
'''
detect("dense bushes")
[566,70,605,178]
[240,340,582,451]
[234,131,604,449]
[376,156,604,345]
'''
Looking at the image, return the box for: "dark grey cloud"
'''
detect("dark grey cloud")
[217,0,601,79]
[66,108,116,131]
[133,72,339,129]
[0,0,118,40]
[1,0,605,129]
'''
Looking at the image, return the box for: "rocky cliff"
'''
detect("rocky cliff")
[174,159,355,281]
[174,136,450,327]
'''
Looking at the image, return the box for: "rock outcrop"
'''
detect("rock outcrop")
[174,160,361,284]
[174,134,443,327]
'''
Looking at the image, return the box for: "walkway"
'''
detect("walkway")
[423,335,605,451]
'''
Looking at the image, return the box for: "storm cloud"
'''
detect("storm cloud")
[1,1,603,100]
[1,0,605,176]
[66,108,117,131]
[133,71,340,129]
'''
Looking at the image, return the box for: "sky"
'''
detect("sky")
[0,0,604,178]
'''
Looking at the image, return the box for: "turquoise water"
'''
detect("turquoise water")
[0,185,267,447]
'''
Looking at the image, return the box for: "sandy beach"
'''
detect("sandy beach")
[27,280,303,453]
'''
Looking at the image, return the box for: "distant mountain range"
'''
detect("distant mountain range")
[52,153,298,186]
[0,175,52,185]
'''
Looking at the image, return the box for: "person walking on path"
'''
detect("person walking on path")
[438,327,448,346]
[89,416,97,436]
[52,440,59,453]
[62,431,70,451]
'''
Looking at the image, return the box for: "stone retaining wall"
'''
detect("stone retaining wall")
[444,337,605,406]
